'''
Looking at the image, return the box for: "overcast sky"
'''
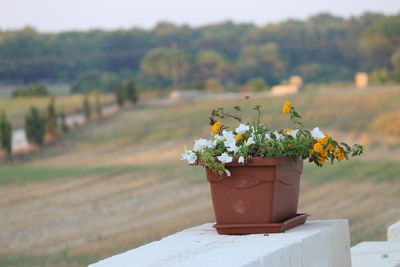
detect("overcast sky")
[1,0,399,32]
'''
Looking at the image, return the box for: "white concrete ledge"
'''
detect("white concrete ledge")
[351,241,400,267]
[89,220,351,267]
[388,221,400,241]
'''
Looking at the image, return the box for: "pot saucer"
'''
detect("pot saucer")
[213,213,309,235]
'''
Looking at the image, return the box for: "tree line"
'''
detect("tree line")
[0,86,138,157]
[0,12,399,90]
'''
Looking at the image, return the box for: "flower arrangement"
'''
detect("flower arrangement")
[182,100,364,176]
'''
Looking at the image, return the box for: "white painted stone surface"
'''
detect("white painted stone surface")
[89,220,351,267]
[388,221,400,241]
[351,241,400,267]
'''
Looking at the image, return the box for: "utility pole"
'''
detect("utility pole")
[170,42,180,90]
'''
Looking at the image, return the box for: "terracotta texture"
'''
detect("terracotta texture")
[205,157,304,234]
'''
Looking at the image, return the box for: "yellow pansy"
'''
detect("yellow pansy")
[211,121,222,134]
[282,101,292,114]
[320,150,328,158]
[313,142,324,153]
[327,144,335,152]
[235,134,243,141]
[317,156,326,165]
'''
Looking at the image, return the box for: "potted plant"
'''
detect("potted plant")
[181,100,364,234]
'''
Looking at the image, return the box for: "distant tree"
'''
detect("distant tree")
[83,95,91,122]
[245,77,269,91]
[140,47,190,86]
[205,78,223,92]
[125,80,138,104]
[0,111,12,156]
[45,96,58,138]
[238,43,286,84]
[115,82,126,108]
[191,50,234,83]
[359,16,400,69]
[59,109,69,133]
[25,107,46,146]
[72,70,119,93]
[12,84,49,98]
[391,48,400,72]
[95,92,102,117]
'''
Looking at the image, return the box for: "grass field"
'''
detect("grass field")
[0,93,115,128]
[1,86,400,266]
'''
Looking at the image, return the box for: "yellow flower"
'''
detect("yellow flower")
[320,150,328,158]
[235,134,243,141]
[211,121,221,134]
[308,150,315,156]
[333,149,345,161]
[327,144,335,152]
[282,101,292,114]
[284,129,293,132]
[317,132,330,145]
[313,142,324,153]
[317,156,326,165]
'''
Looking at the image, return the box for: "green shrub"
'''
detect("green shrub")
[0,111,12,155]
[12,84,49,97]
[25,107,46,146]
[83,95,91,122]
[59,109,69,133]
[95,92,102,117]
[46,96,58,137]
[125,80,138,104]
[115,82,126,108]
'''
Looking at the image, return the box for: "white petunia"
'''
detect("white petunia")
[235,124,250,134]
[287,129,299,138]
[310,127,325,139]
[224,138,239,153]
[273,131,284,141]
[193,138,214,151]
[217,152,233,163]
[222,129,235,140]
[214,134,225,141]
[246,136,255,145]
[224,169,231,177]
[181,149,197,164]
[264,133,272,140]
[238,156,245,164]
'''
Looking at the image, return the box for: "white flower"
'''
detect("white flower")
[224,169,231,177]
[235,124,250,134]
[223,138,238,153]
[287,129,299,138]
[238,156,245,164]
[181,149,197,164]
[212,139,218,147]
[222,130,235,140]
[273,131,284,140]
[193,138,214,151]
[311,127,325,139]
[264,133,272,140]
[214,134,225,141]
[246,136,255,145]
[217,152,233,163]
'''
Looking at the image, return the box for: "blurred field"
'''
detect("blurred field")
[1,86,400,266]
[0,93,115,128]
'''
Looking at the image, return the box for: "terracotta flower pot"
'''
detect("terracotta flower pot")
[205,156,307,234]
